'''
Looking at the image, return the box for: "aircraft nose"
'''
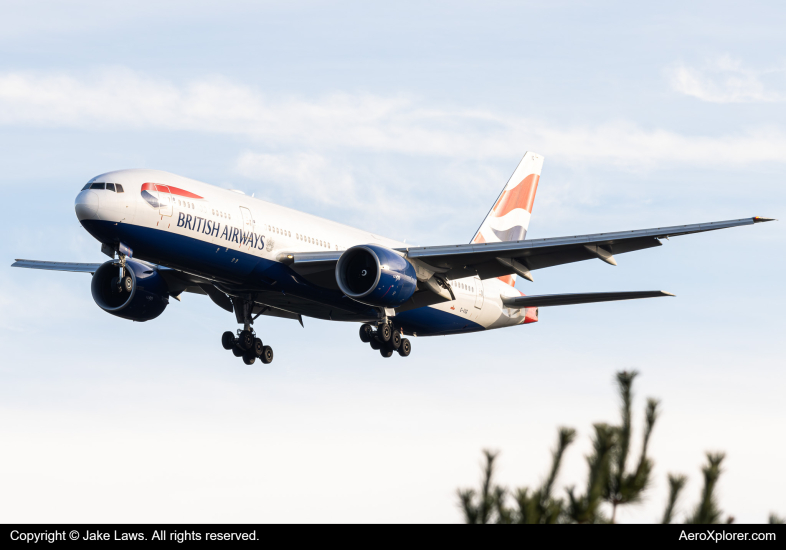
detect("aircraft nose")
[75,190,99,220]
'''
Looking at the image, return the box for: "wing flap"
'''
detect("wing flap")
[501,290,674,308]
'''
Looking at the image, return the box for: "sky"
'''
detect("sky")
[0,0,784,523]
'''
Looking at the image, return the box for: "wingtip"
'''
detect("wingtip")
[753,216,777,223]
[661,291,676,297]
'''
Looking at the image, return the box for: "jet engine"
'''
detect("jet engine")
[91,259,170,321]
[335,245,417,308]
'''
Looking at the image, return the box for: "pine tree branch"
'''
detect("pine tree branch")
[457,489,479,524]
[662,474,687,524]
[541,427,576,504]
[479,449,499,524]
[687,452,726,524]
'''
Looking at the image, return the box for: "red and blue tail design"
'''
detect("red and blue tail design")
[471,152,543,286]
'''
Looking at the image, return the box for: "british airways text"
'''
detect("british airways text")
[176,212,265,250]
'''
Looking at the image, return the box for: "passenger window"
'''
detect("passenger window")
[106,183,115,192]
[81,183,91,190]
[90,182,105,190]
[115,184,124,193]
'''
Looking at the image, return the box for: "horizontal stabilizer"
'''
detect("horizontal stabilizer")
[500,290,674,309]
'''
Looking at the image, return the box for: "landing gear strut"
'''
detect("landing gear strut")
[221,298,274,365]
[359,321,411,358]
[110,252,133,295]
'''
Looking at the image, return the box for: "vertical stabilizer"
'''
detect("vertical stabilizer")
[471,152,543,285]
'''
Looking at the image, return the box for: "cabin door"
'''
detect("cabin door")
[474,276,484,309]
[156,185,173,217]
[239,206,257,251]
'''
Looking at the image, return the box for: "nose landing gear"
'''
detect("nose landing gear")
[359,322,411,358]
[221,298,274,365]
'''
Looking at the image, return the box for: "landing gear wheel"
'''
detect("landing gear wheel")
[232,345,245,357]
[253,337,264,357]
[369,339,381,350]
[222,331,236,350]
[397,338,411,357]
[242,352,256,365]
[376,323,392,343]
[123,276,133,293]
[380,348,393,358]
[359,324,373,343]
[260,346,274,364]
[390,330,401,350]
[238,330,254,351]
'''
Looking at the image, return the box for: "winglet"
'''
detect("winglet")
[753,217,777,223]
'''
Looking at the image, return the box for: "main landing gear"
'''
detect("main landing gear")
[221,298,274,365]
[359,321,411,358]
[221,329,273,365]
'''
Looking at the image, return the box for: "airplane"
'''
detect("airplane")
[11,152,773,364]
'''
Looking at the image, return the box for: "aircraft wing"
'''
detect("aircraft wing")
[11,259,222,304]
[501,290,674,309]
[403,216,774,281]
[281,216,773,283]
[11,259,102,273]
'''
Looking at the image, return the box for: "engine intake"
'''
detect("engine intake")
[336,245,417,308]
[91,259,170,321]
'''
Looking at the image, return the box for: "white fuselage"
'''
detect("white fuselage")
[75,168,536,335]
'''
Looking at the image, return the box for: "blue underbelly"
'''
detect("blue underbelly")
[394,307,484,336]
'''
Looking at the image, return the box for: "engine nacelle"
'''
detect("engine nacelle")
[91,259,169,322]
[336,245,417,308]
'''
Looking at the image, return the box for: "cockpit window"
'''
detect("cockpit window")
[90,182,105,190]
[115,184,124,193]
[82,183,91,190]
[106,183,116,192]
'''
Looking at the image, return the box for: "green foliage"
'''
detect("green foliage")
[603,371,659,522]
[457,370,781,524]
[513,427,576,524]
[685,452,726,524]
[457,428,576,523]
[565,423,615,523]
[661,474,687,524]
[769,514,785,524]
[457,450,500,524]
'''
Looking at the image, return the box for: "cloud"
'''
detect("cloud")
[2,68,786,167]
[236,152,360,208]
[667,56,786,103]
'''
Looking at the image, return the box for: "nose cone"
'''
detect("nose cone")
[75,190,99,220]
